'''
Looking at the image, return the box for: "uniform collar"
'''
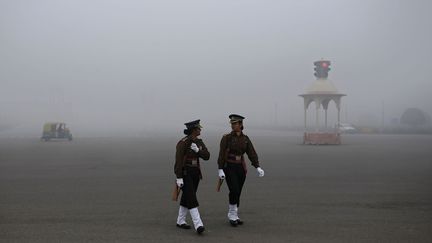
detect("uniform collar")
[230,131,243,137]
[185,135,199,141]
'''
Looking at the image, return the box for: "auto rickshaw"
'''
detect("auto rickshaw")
[41,122,73,141]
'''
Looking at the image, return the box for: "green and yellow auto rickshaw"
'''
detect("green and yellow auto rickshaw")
[41,122,73,141]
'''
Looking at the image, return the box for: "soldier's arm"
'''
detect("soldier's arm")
[197,140,210,160]
[245,136,260,168]
[174,141,186,178]
[217,135,228,169]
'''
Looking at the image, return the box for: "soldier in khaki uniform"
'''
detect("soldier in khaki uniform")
[174,119,210,234]
[217,114,265,227]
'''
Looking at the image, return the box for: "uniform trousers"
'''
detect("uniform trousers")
[224,162,246,207]
[180,167,200,209]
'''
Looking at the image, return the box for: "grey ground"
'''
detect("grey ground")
[1,133,431,242]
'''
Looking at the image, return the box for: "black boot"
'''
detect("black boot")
[176,223,191,229]
[197,226,205,234]
[229,220,238,227]
[236,219,244,225]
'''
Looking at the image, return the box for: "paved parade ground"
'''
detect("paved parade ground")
[1,133,431,242]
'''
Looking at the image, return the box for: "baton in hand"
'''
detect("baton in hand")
[216,178,224,192]
[172,183,181,201]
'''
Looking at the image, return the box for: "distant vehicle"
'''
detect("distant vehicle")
[336,123,357,134]
[41,122,73,141]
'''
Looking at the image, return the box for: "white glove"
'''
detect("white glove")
[190,143,199,153]
[256,167,265,177]
[218,169,225,179]
[176,178,184,187]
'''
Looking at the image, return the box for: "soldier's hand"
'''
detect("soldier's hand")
[190,143,199,153]
[218,169,225,179]
[176,178,184,187]
[256,167,265,177]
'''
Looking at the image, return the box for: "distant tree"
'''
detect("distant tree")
[400,108,431,127]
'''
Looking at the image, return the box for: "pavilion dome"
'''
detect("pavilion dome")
[304,78,340,95]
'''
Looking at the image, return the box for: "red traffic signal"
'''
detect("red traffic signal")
[313,60,331,78]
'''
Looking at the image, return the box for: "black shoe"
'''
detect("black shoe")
[197,226,205,234]
[229,220,238,227]
[236,219,244,225]
[176,223,191,229]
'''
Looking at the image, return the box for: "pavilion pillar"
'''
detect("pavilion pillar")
[316,108,319,132]
[325,109,328,131]
[337,109,340,132]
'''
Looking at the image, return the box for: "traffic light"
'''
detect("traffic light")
[314,60,331,78]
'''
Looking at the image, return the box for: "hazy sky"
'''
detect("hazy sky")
[1,0,431,135]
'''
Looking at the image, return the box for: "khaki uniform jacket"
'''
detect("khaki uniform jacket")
[174,136,210,178]
[217,131,260,169]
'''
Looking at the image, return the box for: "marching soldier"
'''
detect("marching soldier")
[174,119,210,234]
[217,114,265,227]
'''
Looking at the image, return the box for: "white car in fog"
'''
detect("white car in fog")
[336,123,357,134]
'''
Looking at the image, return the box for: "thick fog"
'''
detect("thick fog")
[1,0,431,136]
